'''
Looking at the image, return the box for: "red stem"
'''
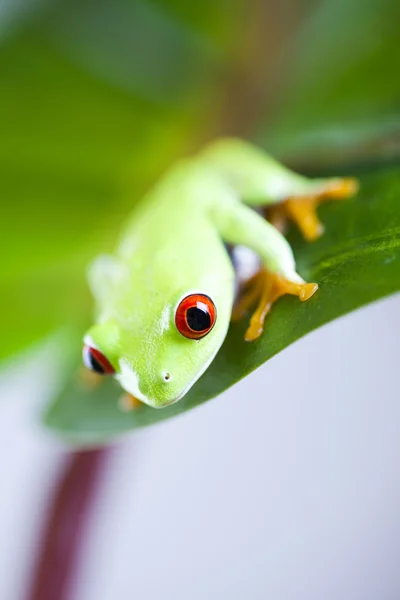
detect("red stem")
[24,448,109,600]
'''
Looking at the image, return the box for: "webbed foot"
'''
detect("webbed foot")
[119,393,143,412]
[268,177,359,241]
[233,269,318,341]
[77,367,104,389]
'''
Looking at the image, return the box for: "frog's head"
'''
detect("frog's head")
[83,291,231,408]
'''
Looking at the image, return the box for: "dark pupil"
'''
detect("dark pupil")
[88,351,105,374]
[186,306,211,332]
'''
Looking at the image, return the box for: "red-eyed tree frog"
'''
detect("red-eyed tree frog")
[83,139,358,409]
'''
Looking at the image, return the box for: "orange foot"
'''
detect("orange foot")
[77,367,104,390]
[232,269,318,341]
[268,177,359,241]
[119,393,143,412]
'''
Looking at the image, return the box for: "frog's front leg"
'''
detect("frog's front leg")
[232,269,317,341]
[213,199,318,341]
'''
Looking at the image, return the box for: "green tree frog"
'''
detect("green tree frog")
[83,139,358,409]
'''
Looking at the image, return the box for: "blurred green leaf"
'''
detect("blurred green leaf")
[260,0,400,165]
[41,0,235,103]
[0,31,197,280]
[44,163,400,444]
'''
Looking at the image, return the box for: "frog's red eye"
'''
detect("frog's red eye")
[175,294,216,339]
[82,345,115,375]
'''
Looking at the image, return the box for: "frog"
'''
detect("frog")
[82,138,358,409]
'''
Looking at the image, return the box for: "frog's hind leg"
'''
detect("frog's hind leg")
[202,138,358,242]
[268,177,359,242]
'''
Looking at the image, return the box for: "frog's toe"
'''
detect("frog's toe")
[271,177,359,242]
[239,269,318,342]
[231,270,265,322]
[299,281,319,301]
[284,197,325,241]
[321,177,359,199]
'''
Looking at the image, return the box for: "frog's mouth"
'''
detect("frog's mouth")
[116,359,180,409]
[119,392,181,411]
[115,339,222,409]
[115,359,150,405]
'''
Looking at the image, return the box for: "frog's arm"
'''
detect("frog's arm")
[212,195,318,341]
[213,196,300,281]
[202,138,358,241]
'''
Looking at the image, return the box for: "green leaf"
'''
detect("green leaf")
[44,163,400,445]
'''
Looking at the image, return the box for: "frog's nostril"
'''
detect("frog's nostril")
[163,371,172,382]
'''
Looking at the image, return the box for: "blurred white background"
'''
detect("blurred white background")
[1,294,400,600]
